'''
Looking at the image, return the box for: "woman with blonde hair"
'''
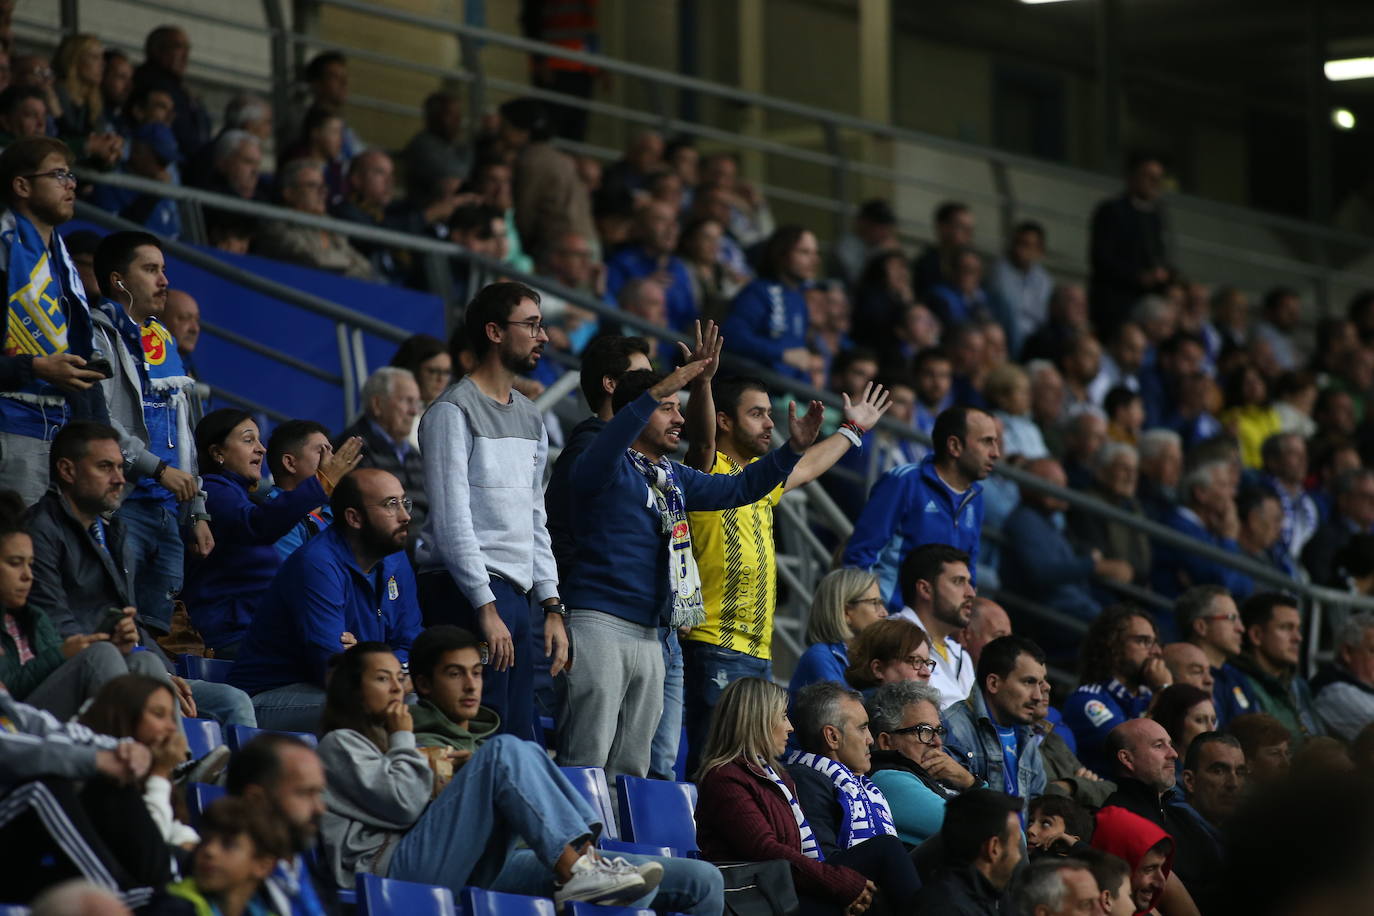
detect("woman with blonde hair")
[695,678,875,916]
[844,618,935,692]
[52,33,106,136]
[788,568,886,700]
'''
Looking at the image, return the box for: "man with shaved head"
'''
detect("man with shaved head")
[1102,718,1224,907]
[959,597,1012,666]
[1162,642,1214,693]
[229,468,423,730]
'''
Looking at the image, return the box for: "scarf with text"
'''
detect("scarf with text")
[784,750,898,849]
[2,210,89,401]
[627,448,704,627]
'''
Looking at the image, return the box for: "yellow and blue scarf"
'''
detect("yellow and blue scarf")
[1,211,90,400]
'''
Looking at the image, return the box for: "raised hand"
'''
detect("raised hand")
[320,436,364,485]
[786,399,826,453]
[842,382,892,431]
[675,320,723,384]
[649,358,712,399]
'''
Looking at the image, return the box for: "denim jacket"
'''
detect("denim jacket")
[942,686,1047,813]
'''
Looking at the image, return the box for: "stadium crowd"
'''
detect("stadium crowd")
[2,14,1374,916]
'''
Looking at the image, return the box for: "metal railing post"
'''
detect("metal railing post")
[459,33,487,132]
[822,123,849,244]
[262,0,296,160]
[60,0,79,34]
[337,323,358,421]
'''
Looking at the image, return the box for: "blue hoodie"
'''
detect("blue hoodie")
[721,278,809,383]
[229,525,422,694]
[562,390,800,626]
[842,455,984,609]
[182,473,328,651]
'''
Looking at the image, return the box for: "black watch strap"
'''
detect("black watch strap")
[544,602,569,619]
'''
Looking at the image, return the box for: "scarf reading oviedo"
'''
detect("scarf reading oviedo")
[2,210,90,400]
[784,750,898,849]
[627,448,705,628]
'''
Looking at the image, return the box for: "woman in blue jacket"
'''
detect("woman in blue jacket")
[181,408,361,656]
[788,568,886,700]
[721,226,821,384]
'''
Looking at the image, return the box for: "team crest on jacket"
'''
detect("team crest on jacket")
[387,576,399,601]
[141,322,172,365]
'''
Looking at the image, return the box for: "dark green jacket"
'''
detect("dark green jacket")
[0,606,66,700]
[1230,653,1321,743]
[411,698,501,753]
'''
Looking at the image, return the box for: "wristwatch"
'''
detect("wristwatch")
[544,602,569,619]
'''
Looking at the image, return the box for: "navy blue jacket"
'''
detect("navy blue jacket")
[1000,504,1100,622]
[1211,661,1262,728]
[605,246,698,331]
[721,278,809,383]
[1061,679,1154,777]
[1150,506,1253,604]
[544,415,604,581]
[842,455,984,609]
[229,525,423,694]
[561,391,800,626]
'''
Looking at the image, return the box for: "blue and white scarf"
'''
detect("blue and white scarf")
[759,760,825,861]
[1,210,90,403]
[98,300,197,472]
[628,448,704,628]
[784,750,897,849]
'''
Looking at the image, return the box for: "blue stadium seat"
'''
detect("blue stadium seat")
[566,903,654,916]
[538,716,557,750]
[187,782,227,827]
[463,888,556,916]
[357,873,455,916]
[177,654,235,683]
[559,766,619,840]
[226,724,318,752]
[615,776,699,853]
[182,717,225,760]
[597,838,679,858]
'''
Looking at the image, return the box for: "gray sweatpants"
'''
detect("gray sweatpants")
[0,430,53,509]
[558,609,664,784]
[25,641,168,720]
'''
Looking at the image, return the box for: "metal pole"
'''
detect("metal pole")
[1095,0,1122,172]
[262,0,296,162]
[60,0,79,34]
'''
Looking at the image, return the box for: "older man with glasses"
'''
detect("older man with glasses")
[1174,584,1261,728]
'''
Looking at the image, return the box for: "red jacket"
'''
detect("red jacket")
[1092,805,1175,916]
[696,757,868,905]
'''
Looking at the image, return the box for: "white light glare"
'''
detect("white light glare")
[1333,108,1357,130]
[1326,58,1374,81]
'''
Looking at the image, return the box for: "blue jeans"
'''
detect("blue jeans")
[188,679,257,727]
[682,641,772,777]
[118,498,183,634]
[419,573,536,741]
[650,628,684,780]
[248,683,325,732]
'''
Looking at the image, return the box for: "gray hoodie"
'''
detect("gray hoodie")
[318,728,434,890]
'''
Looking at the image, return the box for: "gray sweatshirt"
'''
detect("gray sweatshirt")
[416,377,558,607]
[318,728,433,890]
[0,687,119,788]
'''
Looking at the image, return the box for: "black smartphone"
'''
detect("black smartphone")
[97,607,126,635]
[86,358,114,379]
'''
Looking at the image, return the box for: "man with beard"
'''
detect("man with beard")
[227,735,342,916]
[0,137,109,506]
[678,372,889,775]
[415,282,569,742]
[892,543,979,709]
[1180,732,1246,832]
[228,469,423,731]
[90,231,211,636]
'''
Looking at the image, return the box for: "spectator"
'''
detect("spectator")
[1088,154,1170,339]
[876,301,938,381]
[911,201,972,299]
[52,34,107,138]
[1086,322,1148,406]
[844,618,936,693]
[783,681,922,904]
[1151,460,1253,600]
[1032,671,1117,809]
[300,52,361,161]
[1302,468,1374,586]
[1227,712,1290,786]
[789,568,885,699]
[1057,408,1108,491]
[1135,428,1183,521]
[929,247,989,329]
[402,91,469,198]
[1021,284,1091,366]
[844,406,998,608]
[1271,370,1318,438]
[31,882,133,916]
[682,372,888,772]
[107,113,183,238]
[909,789,1023,916]
[1102,387,1144,444]
[255,159,375,280]
[1025,796,1093,854]
[447,203,506,293]
[415,283,567,742]
[532,230,603,352]
[945,322,990,409]
[130,26,210,158]
[665,137,699,198]
[263,419,335,560]
[1057,334,1103,421]
[694,677,876,916]
[912,348,953,443]
[101,49,132,117]
[985,221,1052,359]
[62,229,102,303]
[89,231,210,635]
[197,129,267,201]
[165,796,288,916]
[866,681,977,845]
[282,107,346,206]
[390,334,453,446]
[1062,606,1169,776]
[959,597,1012,668]
[1139,330,1206,430]
[1179,731,1246,831]
[1255,432,1317,564]
[943,635,1049,812]
[601,129,664,194]
[500,97,595,261]
[1162,641,1214,693]
[1012,859,1100,916]
[721,225,821,383]
[605,200,697,331]
[25,421,253,725]
[1251,287,1303,372]
[1027,359,1066,448]
[1066,442,1153,587]
[1149,684,1216,766]
[12,54,58,135]
[852,250,916,348]
[0,138,108,505]
[887,544,976,708]
[470,158,533,273]
[1003,458,1130,622]
[830,198,900,290]
[1173,585,1261,728]
[315,643,667,904]
[985,363,1049,460]
[1231,592,1320,743]
[559,364,818,781]
[1311,611,1374,740]
[154,287,201,391]
[1236,486,1294,577]
[337,366,428,542]
[331,149,410,282]
[679,217,744,325]
[1089,807,1179,916]
[700,153,775,247]
[686,180,754,279]
[182,408,361,655]
[1219,365,1280,469]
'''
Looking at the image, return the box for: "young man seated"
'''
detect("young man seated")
[402,626,725,915]
[168,796,290,916]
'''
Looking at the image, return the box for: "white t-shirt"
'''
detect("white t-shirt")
[893,607,977,710]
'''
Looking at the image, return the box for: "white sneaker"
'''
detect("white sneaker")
[554,853,662,906]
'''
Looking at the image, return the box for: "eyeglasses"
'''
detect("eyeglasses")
[1203,613,1240,624]
[906,657,938,674]
[374,496,413,516]
[1126,634,1158,648]
[889,723,946,746]
[24,169,77,187]
[847,596,885,609]
[420,367,453,380]
[503,318,549,338]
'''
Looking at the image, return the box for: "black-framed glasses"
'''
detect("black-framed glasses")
[24,169,77,187]
[503,318,549,338]
[889,723,946,746]
[1126,634,1159,648]
[847,596,885,609]
[374,496,413,516]
[906,657,938,674]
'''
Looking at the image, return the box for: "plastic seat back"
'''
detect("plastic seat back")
[566,904,655,916]
[357,873,455,916]
[176,654,235,683]
[187,782,227,827]
[597,837,679,858]
[181,718,225,760]
[615,776,699,853]
[226,724,318,752]
[462,887,556,916]
[559,766,619,840]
